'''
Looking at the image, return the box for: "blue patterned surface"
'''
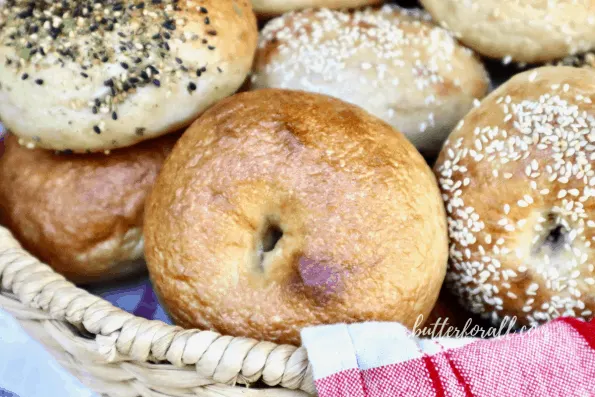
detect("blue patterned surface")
[0,387,18,397]
[89,276,172,324]
[0,309,97,397]
[0,274,170,397]
[0,273,171,397]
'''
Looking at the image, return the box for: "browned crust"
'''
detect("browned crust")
[0,133,178,284]
[145,89,448,344]
[434,67,595,326]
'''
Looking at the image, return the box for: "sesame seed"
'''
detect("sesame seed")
[93,125,101,134]
[255,5,475,103]
[435,68,595,326]
[35,79,43,85]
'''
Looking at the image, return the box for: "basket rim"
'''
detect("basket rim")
[0,225,315,394]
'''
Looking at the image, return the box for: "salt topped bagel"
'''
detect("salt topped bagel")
[251,6,490,156]
[0,0,257,152]
[435,66,595,326]
[0,133,177,284]
[420,0,595,63]
[251,0,382,18]
[145,89,448,345]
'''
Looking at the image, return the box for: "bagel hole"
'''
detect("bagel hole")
[545,224,566,249]
[257,222,284,272]
[263,223,283,253]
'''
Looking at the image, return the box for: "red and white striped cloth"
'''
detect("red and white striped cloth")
[301,318,595,397]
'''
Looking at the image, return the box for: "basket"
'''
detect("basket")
[0,225,316,397]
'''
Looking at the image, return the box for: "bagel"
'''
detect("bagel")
[251,0,382,18]
[420,0,595,63]
[434,66,595,326]
[0,0,257,152]
[144,89,448,345]
[251,6,490,157]
[0,133,177,284]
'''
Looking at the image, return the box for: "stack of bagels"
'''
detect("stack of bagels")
[0,0,258,283]
[1,0,595,346]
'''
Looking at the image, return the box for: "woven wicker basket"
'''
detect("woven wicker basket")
[0,225,315,397]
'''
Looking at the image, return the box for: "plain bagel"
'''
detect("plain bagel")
[434,66,595,326]
[0,133,178,284]
[420,0,595,63]
[250,0,383,18]
[144,89,448,345]
[0,0,257,152]
[251,6,490,156]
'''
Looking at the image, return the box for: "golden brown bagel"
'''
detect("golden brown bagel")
[420,0,595,63]
[251,0,382,18]
[0,133,177,284]
[434,66,595,326]
[251,6,490,157]
[144,89,448,345]
[0,0,257,152]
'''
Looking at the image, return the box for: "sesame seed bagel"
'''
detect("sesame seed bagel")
[251,6,490,157]
[0,0,257,152]
[251,0,382,18]
[434,66,595,327]
[144,89,448,345]
[420,0,595,64]
[0,132,177,284]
